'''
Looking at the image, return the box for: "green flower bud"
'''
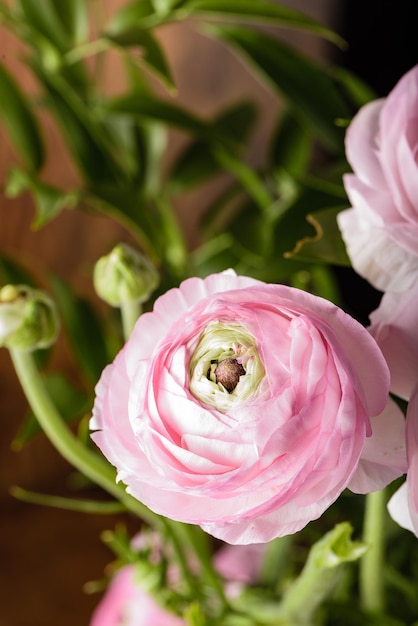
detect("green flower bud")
[0,285,59,351]
[93,244,159,307]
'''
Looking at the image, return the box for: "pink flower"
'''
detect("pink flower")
[388,383,418,537]
[214,543,265,584]
[91,271,405,544]
[369,288,418,400]
[89,566,185,626]
[338,64,418,292]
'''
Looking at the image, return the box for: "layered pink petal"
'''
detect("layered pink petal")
[369,288,418,400]
[91,272,392,543]
[345,99,385,188]
[340,64,418,292]
[348,397,406,493]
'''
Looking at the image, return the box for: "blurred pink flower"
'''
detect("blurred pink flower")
[91,271,405,544]
[89,566,184,626]
[338,64,418,292]
[214,543,265,584]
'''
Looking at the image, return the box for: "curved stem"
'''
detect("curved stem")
[10,348,157,526]
[360,489,386,613]
[120,300,142,341]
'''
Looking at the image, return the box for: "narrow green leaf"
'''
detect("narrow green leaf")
[16,0,71,52]
[107,0,157,33]
[207,24,350,152]
[169,101,257,192]
[107,91,214,138]
[151,0,185,15]
[0,64,44,170]
[213,146,273,213]
[332,66,379,109]
[179,0,346,48]
[13,372,91,448]
[269,109,312,176]
[87,184,162,257]
[11,486,126,514]
[50,0,89,45]
[6,167,79,228]
[285,206,351,266]
[0,254,35,286]
[199,181,243,236]
[105,29,175,90]
[32,63,126,184]
[50,276,112,385]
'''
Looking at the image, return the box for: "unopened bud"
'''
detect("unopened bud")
[0,285,59,351]
[93,244,159,307]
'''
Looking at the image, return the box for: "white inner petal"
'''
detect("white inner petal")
[189,322,265,411]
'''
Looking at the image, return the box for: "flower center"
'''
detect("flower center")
[210,357,246,393]
[189,322,265,411]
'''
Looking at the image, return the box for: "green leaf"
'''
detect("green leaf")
[285,206,351,266]
[86,184,162,258]
[332,65,379,109]
[5,167,79,228]
[151,0,185,15]
[269,109,312,176]
[179,0,346,48]
[107,91,216,139]
[0,64,44,170]
[107,0,158,33]
[32,62,126,184]
[49,0,89,45]
[213,146,273,212]
[0,254,35,286]
[10,486,126,514]
[13,372,91,448]
[169,101,257,192]
[50,276,112,385]
[105,29,175,90]
[15,0,71,52]
[207,24,350,152]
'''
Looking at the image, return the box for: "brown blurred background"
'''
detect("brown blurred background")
[2,1,414,623]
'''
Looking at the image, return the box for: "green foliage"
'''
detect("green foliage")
[0,0,356,283]
[3,3,406,625]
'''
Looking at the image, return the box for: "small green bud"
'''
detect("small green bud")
[0,284,59,351]
[93,243,159,307]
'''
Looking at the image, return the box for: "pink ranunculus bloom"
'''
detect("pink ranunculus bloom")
[89,566,185,626]
[369,288,418,401]
[388,382,418,537]
[337,64,418,293]
[90,271,406,544]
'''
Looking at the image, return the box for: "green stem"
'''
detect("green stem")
[9,349,157,526]
[120,300,142,340]
[360,489,386,613]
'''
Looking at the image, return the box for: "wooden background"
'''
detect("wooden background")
[0,1,339,624]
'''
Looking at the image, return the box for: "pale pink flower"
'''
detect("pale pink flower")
[338,64,418,292]
[369,288,418,401]
[91,271,406,544]
[368,289,418,533]
[388,383,418,536]
[89,566,184,626]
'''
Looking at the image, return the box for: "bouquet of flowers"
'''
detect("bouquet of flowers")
[1,1,417,624]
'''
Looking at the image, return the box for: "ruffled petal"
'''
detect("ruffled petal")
[348,397,406,493]
[369,288,418,400]
[345,99,385,187]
